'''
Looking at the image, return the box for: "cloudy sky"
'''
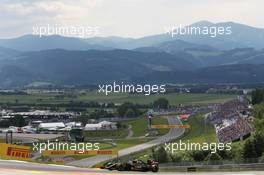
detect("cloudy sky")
[0,0,263,38]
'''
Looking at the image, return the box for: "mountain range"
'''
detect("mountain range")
[0,21,264,88]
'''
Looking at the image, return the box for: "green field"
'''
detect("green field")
[123,116,169,137]
[84,128,128,139]
[0,92,236,106]
[178,114,217,144]
[74,92,236,105]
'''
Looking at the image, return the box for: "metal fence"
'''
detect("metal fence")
[160,157,262,167]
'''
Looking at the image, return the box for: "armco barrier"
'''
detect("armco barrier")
[160,163,264,172]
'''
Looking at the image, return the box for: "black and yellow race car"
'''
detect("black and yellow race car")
[102,159,159,172]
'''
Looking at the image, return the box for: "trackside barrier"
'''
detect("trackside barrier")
[42,150,118,156]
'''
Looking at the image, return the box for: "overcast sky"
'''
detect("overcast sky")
[0,0,263,38]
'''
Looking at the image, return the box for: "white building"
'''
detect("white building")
[38,122,65,130]
[100,121,117,130]
[84,123,102,131]
[65,122,82,127]
[84,121,117,131]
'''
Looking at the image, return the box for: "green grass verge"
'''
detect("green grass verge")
[124,116,169,137]
[84,128,128,139]
[180,114,217,144]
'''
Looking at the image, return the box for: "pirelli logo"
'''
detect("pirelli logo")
[6,147,31,158]
[0,143,31,160]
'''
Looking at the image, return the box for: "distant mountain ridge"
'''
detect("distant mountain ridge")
[0,35,112,51]
[0,21,264,87]
[0,21,264,51]
[0,48,264,87]
[135,64,264,84]
[0,49,197,87]
[87,21,264,50]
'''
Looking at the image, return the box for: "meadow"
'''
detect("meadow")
[0,92,236,106]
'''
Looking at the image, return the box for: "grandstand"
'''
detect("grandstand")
[207,96,253,143]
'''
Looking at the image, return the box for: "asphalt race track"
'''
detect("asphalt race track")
[67,116,185,167]
[1,160,264,175]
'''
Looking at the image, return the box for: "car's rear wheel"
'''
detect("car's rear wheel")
[151,166,159,172]
[117,164,127,171]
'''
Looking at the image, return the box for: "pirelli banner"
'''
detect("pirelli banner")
[0,143,31,160]
[42,150,118,156]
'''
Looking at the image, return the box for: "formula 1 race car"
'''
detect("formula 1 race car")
[102,159,159,172]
